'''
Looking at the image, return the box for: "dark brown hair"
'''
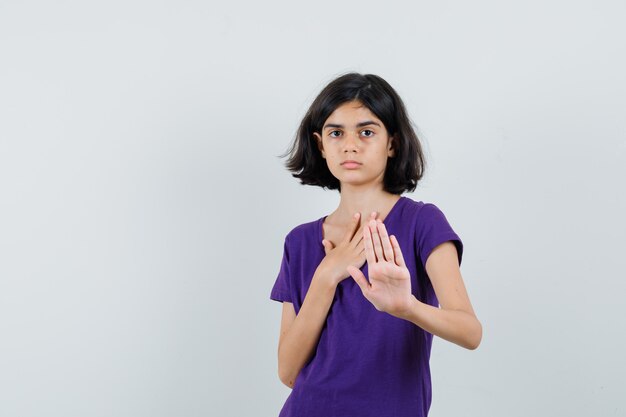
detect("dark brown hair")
[278,72,425,194]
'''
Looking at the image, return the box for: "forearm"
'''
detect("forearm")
[397,296,482,350]
[278,272,336,388]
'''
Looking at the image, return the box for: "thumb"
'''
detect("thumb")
[347,265,370,295]
[322,239,334,255]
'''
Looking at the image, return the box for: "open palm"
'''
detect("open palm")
[347,218,413,317]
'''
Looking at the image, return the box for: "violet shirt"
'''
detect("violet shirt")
[270,196,463,417]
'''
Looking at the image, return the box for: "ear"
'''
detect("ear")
[387,136,396,158]
[313,132,326,158]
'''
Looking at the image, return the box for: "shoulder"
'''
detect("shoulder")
[398,195,426,212]
[398,197,457,235]
[283,217,322,246]
[396,196,441,221]
[401,197,449,220]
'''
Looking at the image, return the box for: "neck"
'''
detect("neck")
[332,183,401,224]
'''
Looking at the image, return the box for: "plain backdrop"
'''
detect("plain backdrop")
[1,1,625,416]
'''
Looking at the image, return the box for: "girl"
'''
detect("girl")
[270,73,482,417]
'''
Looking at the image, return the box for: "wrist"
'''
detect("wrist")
[312,267,339,291]
[395,295,419,321]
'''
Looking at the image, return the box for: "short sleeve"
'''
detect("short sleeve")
[417,203,463,268]
[269,235,292,303]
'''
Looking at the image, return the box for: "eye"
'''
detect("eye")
[329,130,342,138]
[361,129,374,137]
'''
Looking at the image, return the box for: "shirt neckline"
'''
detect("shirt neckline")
[317,196,406,245]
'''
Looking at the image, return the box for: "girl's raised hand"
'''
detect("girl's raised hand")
[316,211,378,288]
[347,217,413,317]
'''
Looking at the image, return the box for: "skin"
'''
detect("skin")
[277,100,482,388]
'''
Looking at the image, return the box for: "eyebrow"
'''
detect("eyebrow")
[323,120,381,130]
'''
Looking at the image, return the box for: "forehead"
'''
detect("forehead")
[324,100,380,123]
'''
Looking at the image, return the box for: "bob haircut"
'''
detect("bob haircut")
[280,72,426,195]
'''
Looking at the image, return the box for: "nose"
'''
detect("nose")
[343,130,359,152]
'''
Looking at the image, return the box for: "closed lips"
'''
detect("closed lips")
[341,160,361,165]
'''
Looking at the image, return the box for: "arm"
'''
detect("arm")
[277,212,376,387]
[277,272,336,388]
[348,218,482,350]
[397,241,482,350]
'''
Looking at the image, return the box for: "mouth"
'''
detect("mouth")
[341,161,362,169]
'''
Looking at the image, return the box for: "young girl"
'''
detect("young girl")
[270,73,482,417]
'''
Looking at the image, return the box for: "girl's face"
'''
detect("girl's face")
[313,100,395,189]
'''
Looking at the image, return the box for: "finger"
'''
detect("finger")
[347,265,370,294]
[390,235,406,267]
[350,233,364,251]
[351,220,366,246]
[344,212,361,243]
[357,212,377,247]
[350,212,373,246]
[362,219,377,265]
[349,212,379,248]
[357,211,375,231]
[350,211,377,239]
[376,219,394,262]
[368,218,384,262]
[359,212,377,235]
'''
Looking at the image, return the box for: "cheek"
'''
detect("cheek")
[375,148,388,159]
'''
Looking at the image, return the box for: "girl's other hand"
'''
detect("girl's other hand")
[316,211,377,287]
[348,218,413,316]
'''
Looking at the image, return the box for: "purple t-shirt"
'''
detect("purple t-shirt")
[270,196,463,417]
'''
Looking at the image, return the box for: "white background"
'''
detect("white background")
[1,1,625,416]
